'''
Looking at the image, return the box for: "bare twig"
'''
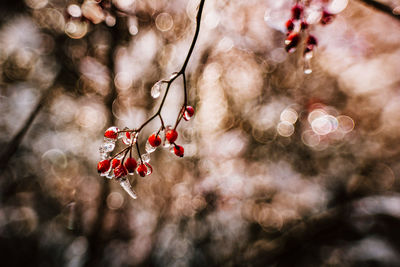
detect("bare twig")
[358,0,400,20]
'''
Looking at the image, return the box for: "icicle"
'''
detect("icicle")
[119,178,137,199]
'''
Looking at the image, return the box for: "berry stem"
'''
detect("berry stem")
[135,141,142,161]
[128,0,204,134]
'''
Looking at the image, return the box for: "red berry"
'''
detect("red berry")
[174,145,184,157]
[112,158,120,169]
[114,165,127,179]
[97,159,111,173]
[321,10,334,25]
[186,106,195,117]
[124,157,137,173]
[291,4,303,20]
[148,134,162,147]
[136,163,147,177]
[104,126,119,139]
[307,35,318,46]
[300,20,308,30]
[285,33,300,53]
[305,35,318,53]
[183,106,195,121]
[165,129,178,143]
[285,19,294,32]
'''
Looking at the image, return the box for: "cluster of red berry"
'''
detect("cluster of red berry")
[97,106,194,199]
[284,1,336,73]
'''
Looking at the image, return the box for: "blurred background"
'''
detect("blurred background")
[1,0,400,266]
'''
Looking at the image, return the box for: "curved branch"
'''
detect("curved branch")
[358,0,400,20]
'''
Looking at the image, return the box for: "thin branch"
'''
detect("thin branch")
[357,0,400,20]
[118,0,205,138]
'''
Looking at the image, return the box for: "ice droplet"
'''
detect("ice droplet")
[100,151,109,160]
[183,111,191,121]
[119,178,137,199]
[145,140,156,153]
[169,72,178,80]
[106,170,115,179]
[151,81,162,99]
[142,153,151,163]
[100,141,115,153]
[304,58,312,74]
[100,165,112,177]
[145,163,153,175]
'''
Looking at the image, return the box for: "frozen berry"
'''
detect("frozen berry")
[104,126,119,139]
[165,129,178,143]
[285,19,294,32]
[291,4,303,20]
[285,33,300,53]
[114,165,127,179]
[148,133,162,147]
[112,158,120,169]
[321,10,334,25]
[136,163,147,177]
[183,106,195,121]
[97,159,111,173]
[124,157,137,174]
[300,20,308,30]
[173,145,184,157]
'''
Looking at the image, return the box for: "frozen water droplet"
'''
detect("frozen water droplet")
[304,58,312,74]
[145,163,153,175]
[145,140,156,153]
[132,132,139,144]
[169,72,178,80]
[122,132,132,145]
[142,153,150,163]
[100,165,112,177]
[100,151,109,160]
[169,145,175,154]
[304,51,313,60]
[100,141,115,153]
[119,178,137,199]
[183,111,191,121]
[151,81,162,99]
[106,170,114,179]
[115,153,124,160]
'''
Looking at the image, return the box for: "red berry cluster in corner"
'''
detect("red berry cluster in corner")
[284,1,339,74]
[97,105,195,199]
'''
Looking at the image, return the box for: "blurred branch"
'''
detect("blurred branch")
[0,87,52,171]
[358,0,400,20]
[0,34,80,173]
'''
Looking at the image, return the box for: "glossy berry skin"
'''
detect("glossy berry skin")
[114,165,127,179]
[165,129,178,143]
[124,157,137,173]
[112,158,120,169]
[291,4,303,20]
[104,127,118,139]
[285,33,300,53]
[136,164,147,177]
[307,35,318,46]
[174,145,184,157]
[148,134,162,147]
[285,19,294,32]
[97,159,111,173]
[305,35,318,53]
[321,10,334,25]
[183,106,195,121]
[300,21,308,30]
